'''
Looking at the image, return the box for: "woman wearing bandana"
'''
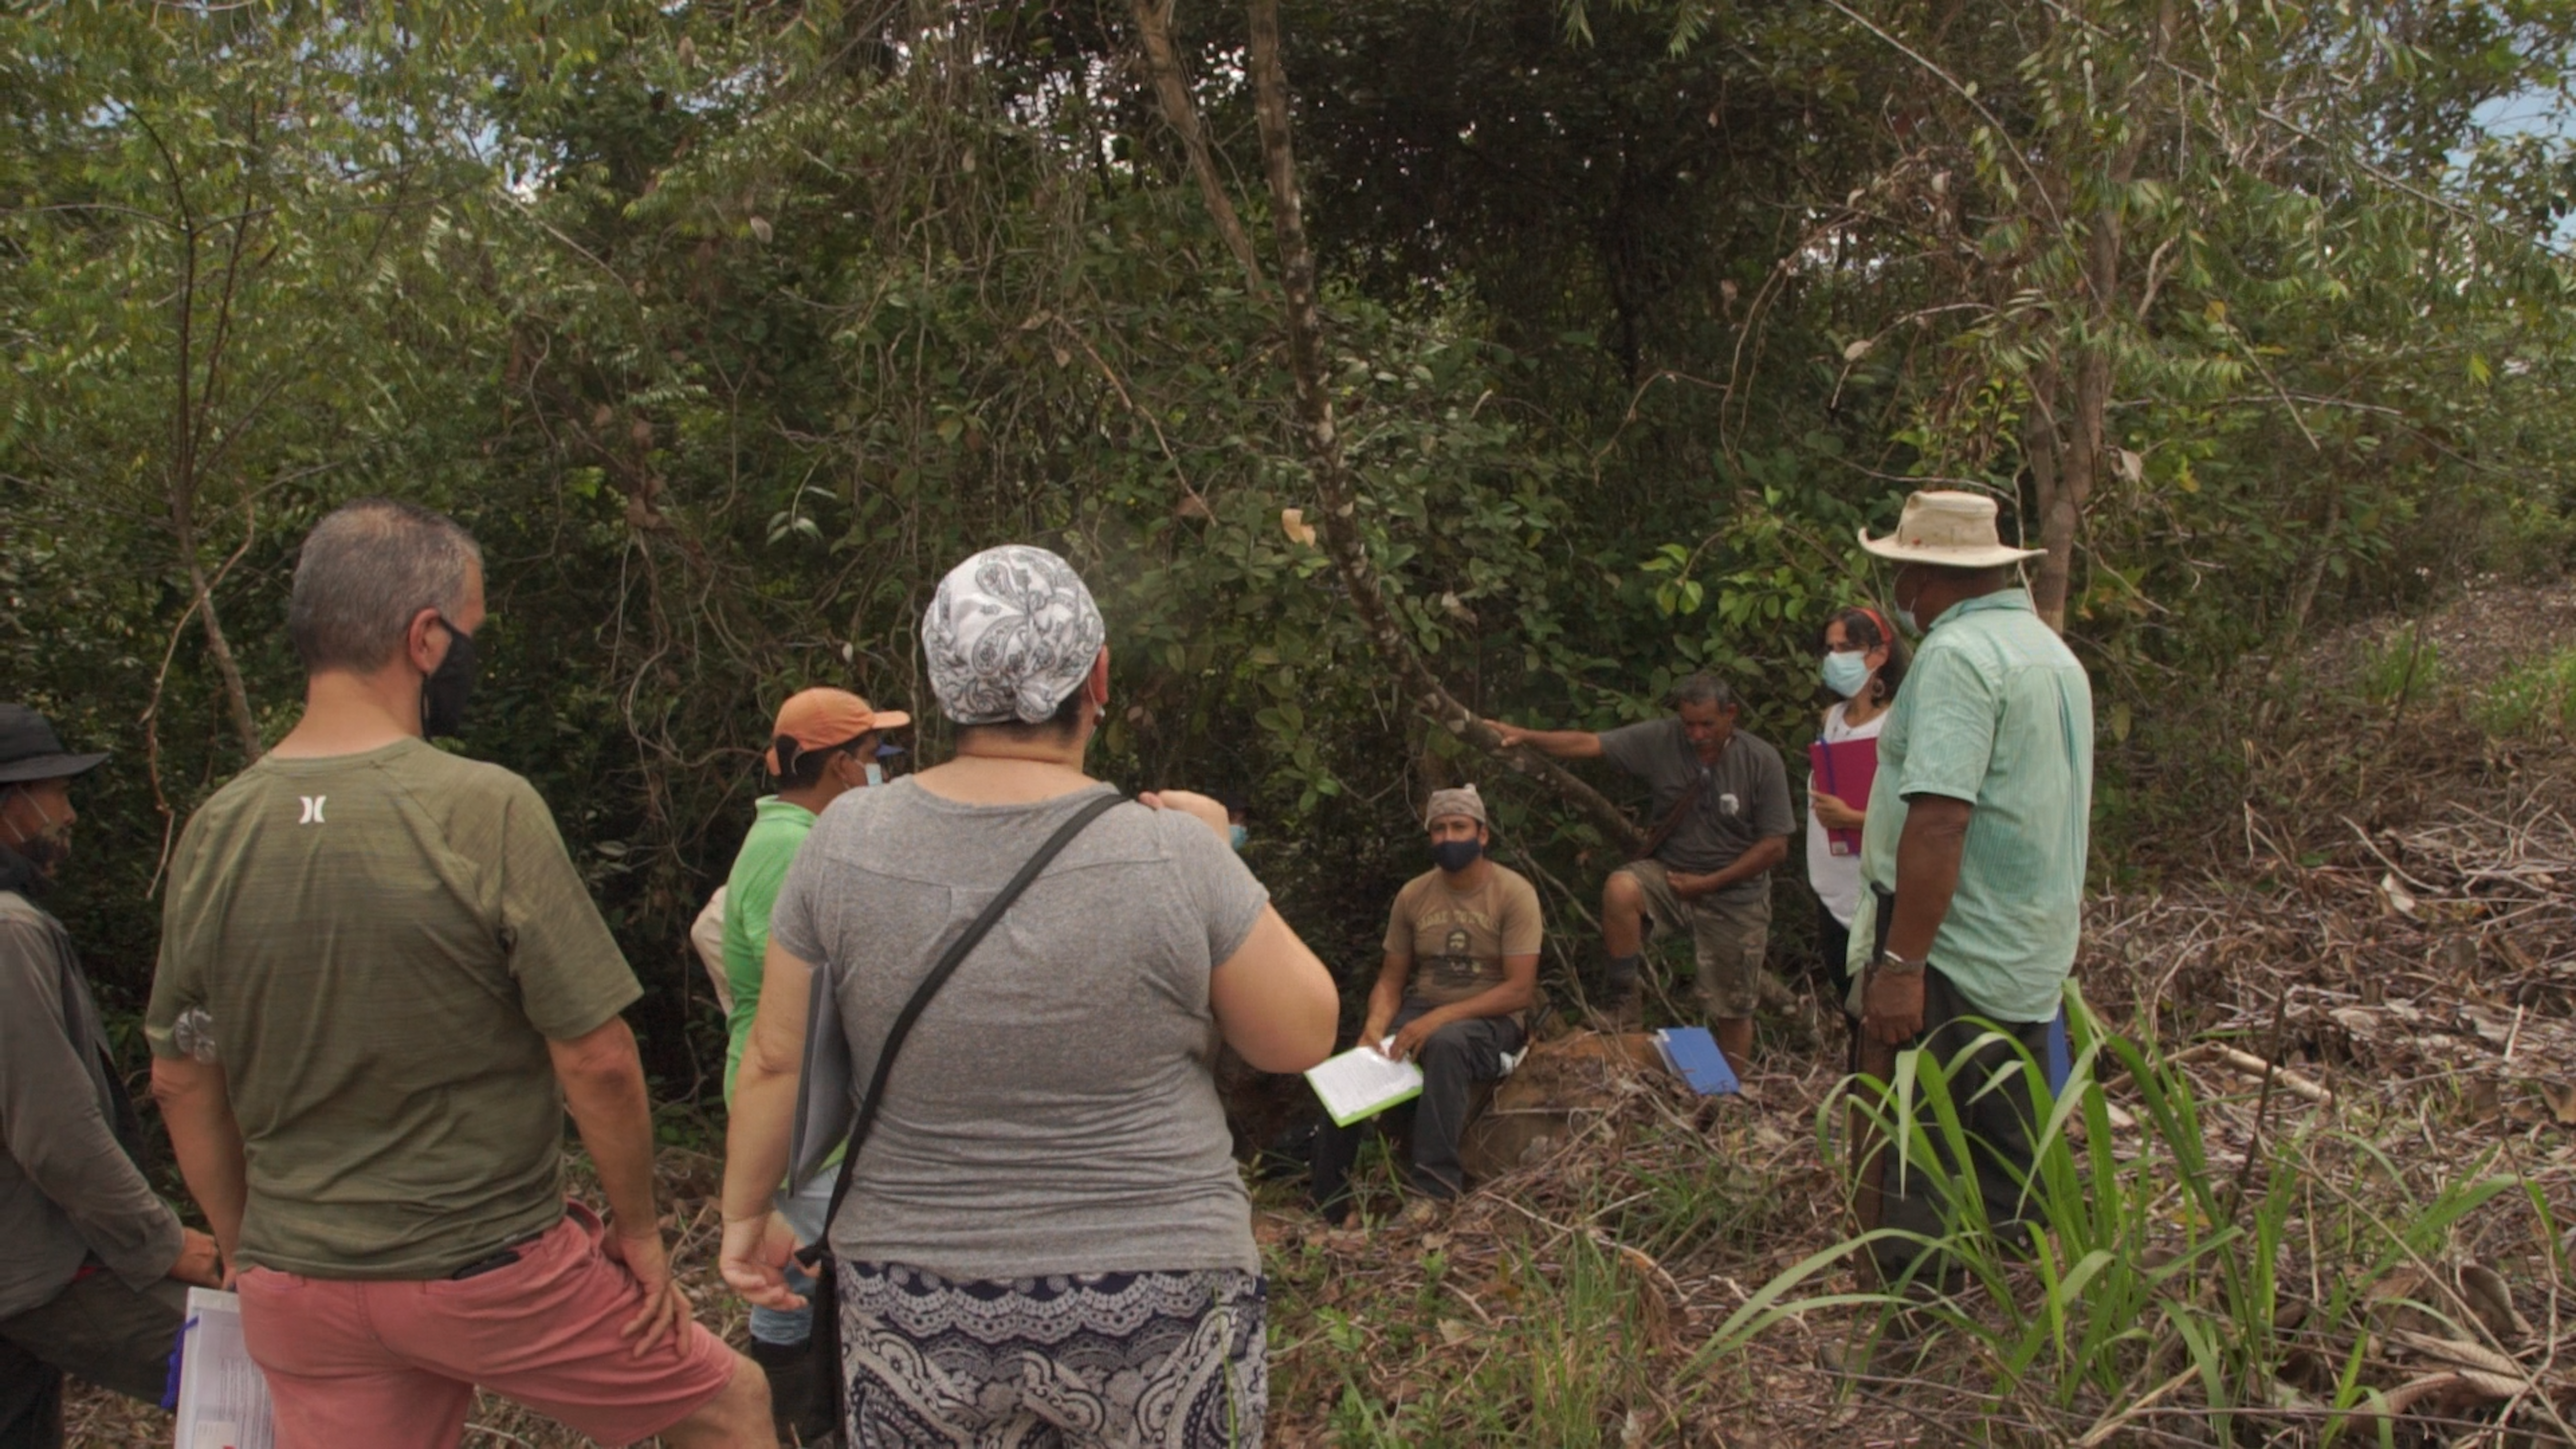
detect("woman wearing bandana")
[719,545,1338,1448]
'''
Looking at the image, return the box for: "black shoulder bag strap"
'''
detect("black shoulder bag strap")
[1628,769,1709,863]
[794,789,1126,1280]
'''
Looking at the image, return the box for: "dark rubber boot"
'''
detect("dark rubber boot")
[749,1336,839,1446]
[1598,955,1643,1030]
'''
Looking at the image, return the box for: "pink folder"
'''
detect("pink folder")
[1808,737,1879,857]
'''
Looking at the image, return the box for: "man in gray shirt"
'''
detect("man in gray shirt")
[0,705,222,1449]
[1492,675,1794,1061]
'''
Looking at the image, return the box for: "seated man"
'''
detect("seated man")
[1314,786,1540,1220]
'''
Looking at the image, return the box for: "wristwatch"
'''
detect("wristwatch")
[1876,949,1926,976]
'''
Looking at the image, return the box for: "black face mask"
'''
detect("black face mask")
[1430,838,1484,874]
[1,789,69,882]
[421,616,479,740]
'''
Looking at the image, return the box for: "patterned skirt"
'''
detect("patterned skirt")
[834,1260,1266,1449]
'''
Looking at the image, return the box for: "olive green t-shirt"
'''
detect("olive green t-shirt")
[145,738,640,1279]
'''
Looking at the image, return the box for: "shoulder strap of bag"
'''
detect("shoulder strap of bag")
[1628,768,1709,863]
[807,789,1126,1259]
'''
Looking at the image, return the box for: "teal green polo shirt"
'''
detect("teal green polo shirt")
[1854,589,2094,1021]
[721,795,817,1102]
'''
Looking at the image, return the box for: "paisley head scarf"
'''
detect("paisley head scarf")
[922,545,1108,726]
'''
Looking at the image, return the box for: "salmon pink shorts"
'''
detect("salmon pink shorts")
[235,1202,741,1449]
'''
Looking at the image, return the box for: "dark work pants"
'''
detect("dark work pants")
[1313,1006,1523,1212]
[0,1269,188,1449]
[1817,912,1855,1018]
[1871,965,2053,1282]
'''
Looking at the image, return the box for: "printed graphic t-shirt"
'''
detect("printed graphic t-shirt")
[147,738,641,1279]
[1598,718,1796,900]
[1383,863,1544,1010]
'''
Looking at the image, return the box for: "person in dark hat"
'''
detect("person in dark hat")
[0,704,224,1449]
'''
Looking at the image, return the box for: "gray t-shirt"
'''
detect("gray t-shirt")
[1598,719,1795,899]
[770,779,1270,1280]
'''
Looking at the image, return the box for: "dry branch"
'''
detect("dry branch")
[1128,0,1265,297]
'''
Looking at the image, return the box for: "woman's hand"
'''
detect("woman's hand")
[1139,789,1231,841]
[1811,789,1866,832]
[718,1210,808,1312]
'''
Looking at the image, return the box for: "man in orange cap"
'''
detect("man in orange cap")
[719,687,908,1444]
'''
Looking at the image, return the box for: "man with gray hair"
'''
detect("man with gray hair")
[1492,675,1794,1061]
[1312,784,1541,1221]
[148,499,774,1449]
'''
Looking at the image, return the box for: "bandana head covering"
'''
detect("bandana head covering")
[923,545,1108,725]
[1423,785,1489,830]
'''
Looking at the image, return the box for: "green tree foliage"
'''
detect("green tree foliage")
[4,0,2572,1082]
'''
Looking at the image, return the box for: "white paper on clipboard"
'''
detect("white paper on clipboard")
[172,1287,273,1449]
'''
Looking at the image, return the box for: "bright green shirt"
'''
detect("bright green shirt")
[721,795,817,1103]
[1853,590,2094,1021]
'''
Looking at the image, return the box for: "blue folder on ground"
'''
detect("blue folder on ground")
[1651,1026,1740,1096]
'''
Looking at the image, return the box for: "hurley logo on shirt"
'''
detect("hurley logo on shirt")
[298,795,327,825]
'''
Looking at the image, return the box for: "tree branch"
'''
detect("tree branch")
[1243,0,1641,851]
[1129,0,1267,296]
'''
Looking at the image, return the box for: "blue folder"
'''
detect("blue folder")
[1651,1026,1741,1096]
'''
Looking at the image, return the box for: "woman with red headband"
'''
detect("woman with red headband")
[1808,606,1907,1023]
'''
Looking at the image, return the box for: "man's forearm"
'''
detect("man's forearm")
[1674,837,1789,899]
[1423,980,1535,1028]
[151,1057,248,1261]
[1360,958,1410,1041]
[559,1053,661,1237]
[1885,798,1972,962]
[1504,728,1602,760]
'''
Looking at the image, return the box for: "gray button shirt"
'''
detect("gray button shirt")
[0,882,182,1319]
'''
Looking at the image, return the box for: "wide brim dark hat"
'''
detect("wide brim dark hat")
[0,704,109,785]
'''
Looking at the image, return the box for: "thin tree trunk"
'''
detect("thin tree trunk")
[1243,0,1640,851]
[1130,0,1266,296]
[2024,368,2076,635]
[167,220,262,762]
[173,501,262,761]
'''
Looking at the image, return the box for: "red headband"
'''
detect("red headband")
[1856,606,1894,646]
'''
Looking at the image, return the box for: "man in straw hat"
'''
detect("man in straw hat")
[1848,490,2093,1282]
[0,704,225,1449]
[1313,784,1542,1221]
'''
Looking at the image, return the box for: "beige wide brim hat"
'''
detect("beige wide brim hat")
[1857,490,2046,568]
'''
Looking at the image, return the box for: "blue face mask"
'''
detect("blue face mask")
[1821,650,1873,698]
[1228,824,1248,851]
[1430,838,1484,873]
[863,762,885,787]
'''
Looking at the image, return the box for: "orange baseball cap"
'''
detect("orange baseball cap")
[764,688,911,773]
